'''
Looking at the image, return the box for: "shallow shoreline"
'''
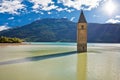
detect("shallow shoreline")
[0,42,29,46]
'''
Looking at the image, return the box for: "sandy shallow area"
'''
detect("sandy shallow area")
[0,43,120,80]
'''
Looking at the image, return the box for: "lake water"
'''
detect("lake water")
[0,43,120,80]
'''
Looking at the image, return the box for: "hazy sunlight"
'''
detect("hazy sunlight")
[103,0,117,15]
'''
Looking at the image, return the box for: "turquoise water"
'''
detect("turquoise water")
[0,43,120,80]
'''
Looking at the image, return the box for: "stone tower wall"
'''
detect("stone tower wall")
[77,23,87,52]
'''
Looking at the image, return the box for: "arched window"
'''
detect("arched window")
[81,25,84,29]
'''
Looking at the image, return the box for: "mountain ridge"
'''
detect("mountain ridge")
[0,18,120,43]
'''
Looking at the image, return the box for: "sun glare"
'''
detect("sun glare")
[103,0,117,15]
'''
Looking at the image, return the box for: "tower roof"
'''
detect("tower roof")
[78,10,87,23]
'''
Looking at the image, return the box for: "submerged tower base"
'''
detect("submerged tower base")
[77,44,87,53]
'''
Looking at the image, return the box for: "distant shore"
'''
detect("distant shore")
[0,42,29,46]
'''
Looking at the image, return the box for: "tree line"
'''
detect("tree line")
[0,36,23,43]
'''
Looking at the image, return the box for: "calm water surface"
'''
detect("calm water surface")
[0,43,120,80]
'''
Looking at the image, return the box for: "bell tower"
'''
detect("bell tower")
[77,10,87,53]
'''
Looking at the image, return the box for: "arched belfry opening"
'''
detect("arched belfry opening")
[77,10,87,53]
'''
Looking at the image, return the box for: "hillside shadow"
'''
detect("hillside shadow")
[0,51,77,65]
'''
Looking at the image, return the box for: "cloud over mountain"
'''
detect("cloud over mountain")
[106,15,120,24]
[106,19,120,24]
[0,25,10,31]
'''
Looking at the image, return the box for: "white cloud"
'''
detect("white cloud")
[43,5,58,11]
[56,8,65,12]
[0,0,105,15]
[0,0,25,15]
[0,25,10,31]
[70,17,75,21]
[115,15,120,19]
[106,19,120,24]
[29,0,58,12]
[48,12,51,14]
[56,7,74,12]
[66,9,74,13]
[58,0,105,10]
[8,17,14,20]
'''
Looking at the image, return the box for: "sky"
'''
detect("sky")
[0,0,120,31]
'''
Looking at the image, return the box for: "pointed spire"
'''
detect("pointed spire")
[78,10,87,23]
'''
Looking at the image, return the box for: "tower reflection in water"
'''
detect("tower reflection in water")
[77,53,87,80]
[77,52,120,80]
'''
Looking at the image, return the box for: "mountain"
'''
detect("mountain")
[0,18,120,43]
[0,18,76,42]
[88,23,120,43]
